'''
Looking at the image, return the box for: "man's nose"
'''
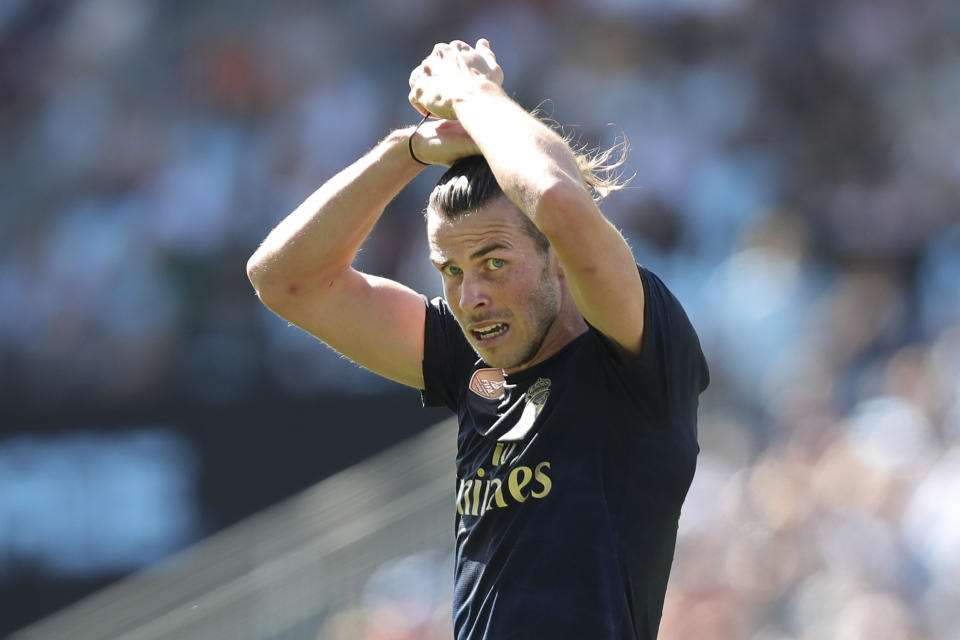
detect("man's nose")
[459,273,490,310]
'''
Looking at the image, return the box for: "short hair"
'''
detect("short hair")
[426,155,551,254]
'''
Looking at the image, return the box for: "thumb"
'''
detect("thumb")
[476,38,491,50]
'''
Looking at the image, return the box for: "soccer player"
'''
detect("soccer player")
[247,39,709,640]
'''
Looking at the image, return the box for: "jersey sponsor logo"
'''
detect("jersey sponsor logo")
[456,441,551,517]
[456,461,552,517]
[469,368,506,399]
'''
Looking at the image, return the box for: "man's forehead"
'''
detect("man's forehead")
[428,199,527,240]
[427,213,523,262]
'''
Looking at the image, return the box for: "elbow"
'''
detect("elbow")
[246,250,343,312]
[245,250,294,309]
[245,251,270,297]
[531,176,595,239]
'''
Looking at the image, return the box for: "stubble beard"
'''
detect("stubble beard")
[487,260,559,372]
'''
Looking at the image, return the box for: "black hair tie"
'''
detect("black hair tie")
[409,112,432,166]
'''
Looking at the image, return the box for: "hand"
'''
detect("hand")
[409,118,480,167]
[408,38,504,120]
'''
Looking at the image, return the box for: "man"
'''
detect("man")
[247,39,708,640]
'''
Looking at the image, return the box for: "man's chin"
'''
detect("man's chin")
[471,333,543,371]
[472,345,516,370]
[474,349,504,369]
[479,349,540,373]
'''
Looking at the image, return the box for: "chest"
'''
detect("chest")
[453,363,697,521]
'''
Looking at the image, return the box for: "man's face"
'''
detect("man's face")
[427,196,560,372]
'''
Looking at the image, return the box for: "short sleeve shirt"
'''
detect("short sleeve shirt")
[421,267,709,640]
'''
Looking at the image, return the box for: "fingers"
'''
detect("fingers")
[408,89,429,117]
[416,40,491,75]
[474,38,498,73]
[410,41,453,89]
[408,38,500,117]
[476,38,495,60]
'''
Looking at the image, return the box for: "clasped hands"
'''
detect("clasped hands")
[406,39,503,166]
[408,38,503,120]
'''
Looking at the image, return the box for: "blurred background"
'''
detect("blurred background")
[2,0,959,638]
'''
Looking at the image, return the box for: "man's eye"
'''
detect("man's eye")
[487,258,505,270]
[443,264,462,277]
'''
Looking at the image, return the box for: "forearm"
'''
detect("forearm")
[247,127,424,299]
[452,83,584,222]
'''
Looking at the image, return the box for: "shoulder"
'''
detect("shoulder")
[590,266,708,392]
[424,296,472,352]
[421,296,478,409]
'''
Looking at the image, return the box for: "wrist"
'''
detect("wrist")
[385,126,431,172]
[452,79,507,117]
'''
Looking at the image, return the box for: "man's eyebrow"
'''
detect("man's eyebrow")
[429,243,510,270]
[470,242,510,260]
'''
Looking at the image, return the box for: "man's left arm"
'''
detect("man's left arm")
[409,39,645,355]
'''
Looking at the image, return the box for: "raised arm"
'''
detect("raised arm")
[246,119,477,388]
[409,40,646,356]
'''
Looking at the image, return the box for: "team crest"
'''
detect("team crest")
[526,378,551,416]
[469,368,506,399]
[499,377,552,441]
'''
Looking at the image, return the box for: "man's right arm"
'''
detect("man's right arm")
[246,122,473,389]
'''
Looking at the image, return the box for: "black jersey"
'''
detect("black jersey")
[421,267,709,640]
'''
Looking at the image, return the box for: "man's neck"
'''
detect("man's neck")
[503,304,587,374]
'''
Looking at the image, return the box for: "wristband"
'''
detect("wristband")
[408,112,432,166]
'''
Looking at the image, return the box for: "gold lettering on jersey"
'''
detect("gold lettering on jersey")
[456,478,469,515]
[486,478,508,510]
[469,368,506,399]
[491,442,518,466]
[531,461,552,498]
[471,468,485,516]
[508,466,533,502]
[456,461,552,517]
[481,475,493,513]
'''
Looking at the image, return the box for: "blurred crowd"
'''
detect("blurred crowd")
[3,0,959,637]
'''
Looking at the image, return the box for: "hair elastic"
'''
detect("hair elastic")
[409,112,432,166]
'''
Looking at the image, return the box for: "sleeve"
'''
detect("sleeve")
[420,296,477,411]
[594,267,709,420]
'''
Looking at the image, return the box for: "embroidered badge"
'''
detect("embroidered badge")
[526,377,551,417]
[499,377,552,441]
[469,368,506,399]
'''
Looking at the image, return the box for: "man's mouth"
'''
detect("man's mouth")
[471,323,509,343]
